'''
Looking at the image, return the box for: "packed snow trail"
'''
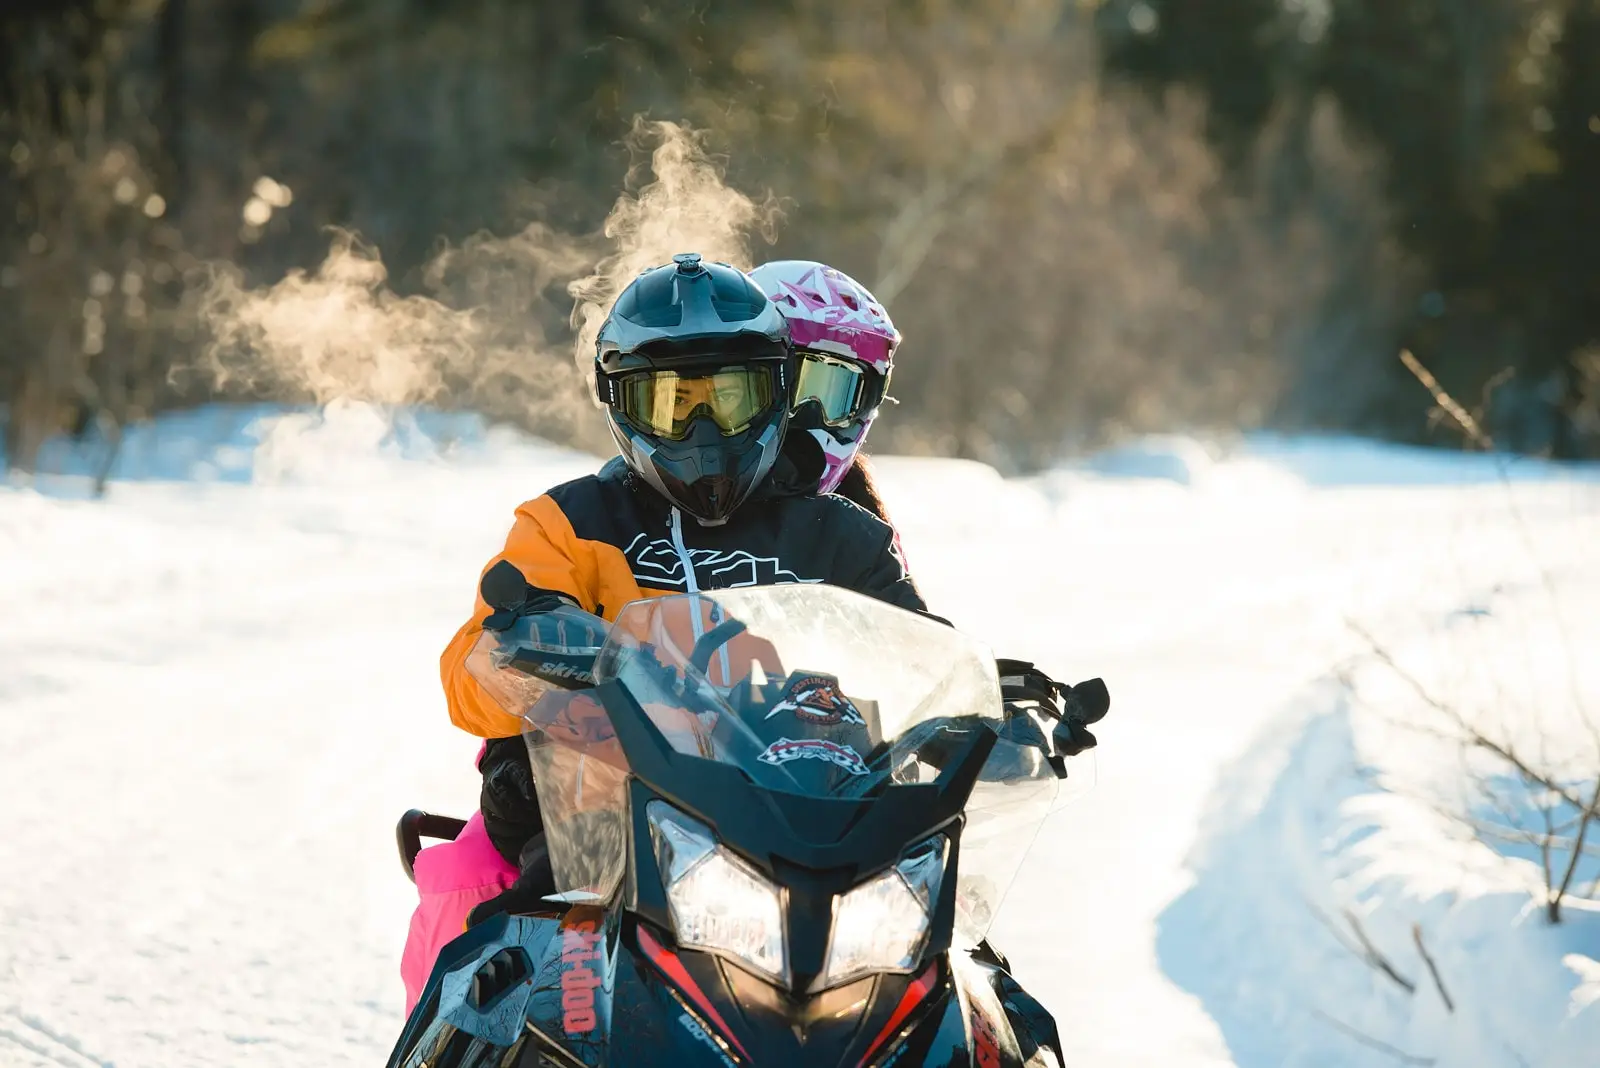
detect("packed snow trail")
[2,410,1597,1066]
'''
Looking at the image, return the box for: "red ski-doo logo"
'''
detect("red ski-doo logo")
[758,737,870,776]
[971,999,1001,1068]
[559,918,602,1034]
[765,673,865,726]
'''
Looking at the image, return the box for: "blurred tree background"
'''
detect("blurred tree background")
[3,0,1598,474]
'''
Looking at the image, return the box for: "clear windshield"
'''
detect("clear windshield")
[472,586,1067,940]
[594,585,1007,795]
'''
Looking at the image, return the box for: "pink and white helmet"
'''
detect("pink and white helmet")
[746,260,900,494]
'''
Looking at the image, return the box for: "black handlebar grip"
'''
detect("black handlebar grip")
[396,809,469,884]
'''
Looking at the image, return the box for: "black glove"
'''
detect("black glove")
[479,736,544,868]
[996,659,1110,758]
[1057,676,1110,755]
[478,560,608,688]
[1051,717,1099,759]
[480,560,576,631]
[466,836,557,927]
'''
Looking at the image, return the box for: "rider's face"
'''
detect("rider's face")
[671,374,746,422]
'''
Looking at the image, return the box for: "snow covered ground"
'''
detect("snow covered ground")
[3,405,1599,1067]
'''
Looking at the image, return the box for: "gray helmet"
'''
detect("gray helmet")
[593,254,795,525]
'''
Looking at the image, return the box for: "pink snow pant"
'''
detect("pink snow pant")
[399,743,521,1015]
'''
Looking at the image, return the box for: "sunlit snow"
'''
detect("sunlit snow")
[3,405,1598,1066]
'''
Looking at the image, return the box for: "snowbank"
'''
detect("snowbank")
[1161,491,1600,1067]
[2,401,591,491]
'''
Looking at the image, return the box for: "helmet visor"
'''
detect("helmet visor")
[617,365,777,441]
[794,353,870,427]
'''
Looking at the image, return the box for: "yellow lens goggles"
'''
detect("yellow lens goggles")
[617,366,777,440]
[793,353,873,427]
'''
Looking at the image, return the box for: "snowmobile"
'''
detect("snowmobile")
[390,583,1103,1067]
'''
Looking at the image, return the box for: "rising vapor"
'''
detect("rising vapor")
[187,121,780,448]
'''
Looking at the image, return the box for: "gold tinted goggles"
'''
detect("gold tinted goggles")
[617,365,777,440]
[793,352,885,427]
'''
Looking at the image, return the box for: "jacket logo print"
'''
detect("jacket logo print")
[623,535,821,591]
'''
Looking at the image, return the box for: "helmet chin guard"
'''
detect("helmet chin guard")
[609,398,786,525]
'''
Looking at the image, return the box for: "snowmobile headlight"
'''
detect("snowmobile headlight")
[648,802,789,986]
[820,834,948,990]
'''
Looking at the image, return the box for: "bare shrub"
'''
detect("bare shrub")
[1,11,195,479]
[1571,347,1600,447]
[1350,620,1600,924]
[718,1,1404,470]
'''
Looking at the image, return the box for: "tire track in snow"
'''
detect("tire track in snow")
[0,1010,112,1068]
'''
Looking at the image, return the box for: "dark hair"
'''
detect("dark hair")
[831,454,894,525]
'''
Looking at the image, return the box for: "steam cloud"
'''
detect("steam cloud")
[568,118,781,361]
[189,121,780,448]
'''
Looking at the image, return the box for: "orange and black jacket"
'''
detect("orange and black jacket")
[441,458,926,739]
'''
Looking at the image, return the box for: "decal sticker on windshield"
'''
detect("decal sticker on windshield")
[758,737,870,776]
[764,673,866,727]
